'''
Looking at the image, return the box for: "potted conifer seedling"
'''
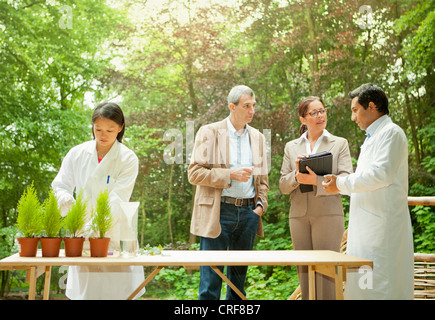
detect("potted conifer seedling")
[89,190,113,257]
[16,183,43,257]
[40,190,64,257]
[64,191,88,257]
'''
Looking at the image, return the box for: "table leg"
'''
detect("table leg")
[334,266,344,300]
[127,266,163,300]
[211,266,247,300]
[308,266,316,300]
[43,266,52,300]
[308,265,346,300]
[27,267,37,300]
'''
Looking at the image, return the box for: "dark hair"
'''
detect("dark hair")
[348,83,389,115]
[297,96,325,136]
[92,102,125,143]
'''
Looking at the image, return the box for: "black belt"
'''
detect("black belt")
[221,197,255,207]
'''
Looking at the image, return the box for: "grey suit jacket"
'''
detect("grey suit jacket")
[188,119,269,238]
[279,132,353,218]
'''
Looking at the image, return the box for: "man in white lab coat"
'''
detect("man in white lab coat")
[323,83,414,299]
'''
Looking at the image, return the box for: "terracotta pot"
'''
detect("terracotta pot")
[64,237,85,257]
[17,237,40,257]
[40,238,62,257]
[89,238,110,257]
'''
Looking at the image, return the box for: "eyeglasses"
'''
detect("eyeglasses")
[307,109,328,117]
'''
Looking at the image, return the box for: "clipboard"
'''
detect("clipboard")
[299,151,333,193]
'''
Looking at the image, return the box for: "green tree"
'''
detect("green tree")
[0,0,128,296]
[0,0,124,229]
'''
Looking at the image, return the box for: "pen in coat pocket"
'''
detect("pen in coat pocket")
[107,176,110,184]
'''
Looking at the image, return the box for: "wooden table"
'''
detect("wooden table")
[0,250,372,300]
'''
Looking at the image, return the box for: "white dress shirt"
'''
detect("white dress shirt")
[300,129,330,155]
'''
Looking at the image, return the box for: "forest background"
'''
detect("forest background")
[0,0,434,299]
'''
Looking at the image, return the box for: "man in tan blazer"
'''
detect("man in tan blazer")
[188,85,269,300]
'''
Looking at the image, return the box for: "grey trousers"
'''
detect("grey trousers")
[290,214,344,300]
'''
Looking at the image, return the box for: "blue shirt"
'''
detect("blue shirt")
[366,114,387,140]
[221,117,256,199]
[363,114,387,146]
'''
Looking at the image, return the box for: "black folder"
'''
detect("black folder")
[299,151,333,193]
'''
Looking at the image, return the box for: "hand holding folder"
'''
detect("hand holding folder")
[298,151,333,193]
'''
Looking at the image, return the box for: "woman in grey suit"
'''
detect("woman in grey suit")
[279,96,353,300]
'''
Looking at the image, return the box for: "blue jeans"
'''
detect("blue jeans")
[198,202,260,300]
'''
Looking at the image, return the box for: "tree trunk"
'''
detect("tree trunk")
[140,206,146,247]
[185,57,198,115]
[403,88,421,164]
[167,162,174,244]
[305,5,319,95]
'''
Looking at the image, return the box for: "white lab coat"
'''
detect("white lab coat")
[52,139,145,300]
[336,116,414,300]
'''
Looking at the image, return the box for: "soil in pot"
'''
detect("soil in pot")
[89,238,110,257]
[17,237,40,257]
[40,238,62,257]
[64,237,85,257]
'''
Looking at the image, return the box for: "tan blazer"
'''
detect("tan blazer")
[188,118,269,238]
[279,133,353,218]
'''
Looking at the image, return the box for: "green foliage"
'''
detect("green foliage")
[64,191,88,238]
[246,266,298,300]
[147,264,298,300]
[395,0,435,70]
[256,220,291,251]
[1,0,435,299]
[419,124,435,174]
[0,225,19,259]
[149,267,201,300]
[0,0,123,239]
[42,189,64,238]
[91,190,113,239]
[412,205,435,253]
[16,183,43,238]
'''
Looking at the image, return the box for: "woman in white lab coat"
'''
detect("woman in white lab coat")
[52,102,145,300]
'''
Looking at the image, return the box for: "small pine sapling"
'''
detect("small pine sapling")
[42,189,64,238]
[91,190,113,239]
[64,191,88,238]
[16,183,43,238]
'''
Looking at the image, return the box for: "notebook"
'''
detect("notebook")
[299,151,333,193]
